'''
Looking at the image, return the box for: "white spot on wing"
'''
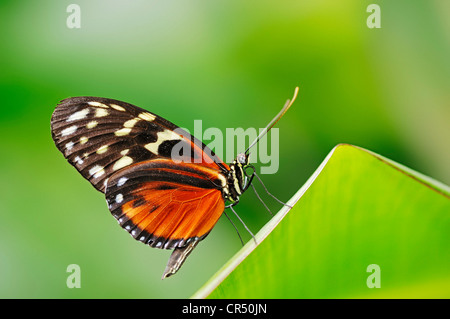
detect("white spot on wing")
[74,156,84,165]
[123,118,140,128]
[114,127,132,136]
[88,101,108,108]
[110,104,126,111]
[96,145,109,154]
[144,129,183,155]
[115,193,123,203]
[144,142,159,154]
[95,108,109,117]
[120,149,129,155]
[61,125,77,136]
[86,121,98,129]
[94,169,105,178]
[117,177,128,187]
[67,109,89,122]
[89,165,105,178]
[138,112,156,122]
[80,136,88,144]
[65,141,74,150]
[113,156,133,171]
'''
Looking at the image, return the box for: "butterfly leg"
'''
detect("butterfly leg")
[242,169,274,216]
[227,205,257,245]
[253,172,292,208]
[250,183,273,216]
[223,211,245,246]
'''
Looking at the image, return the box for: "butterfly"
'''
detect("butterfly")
[50,87,298,279]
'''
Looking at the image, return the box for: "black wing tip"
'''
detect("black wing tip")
[51,96,116,129]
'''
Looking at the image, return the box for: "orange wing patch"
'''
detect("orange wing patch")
[105,159,226,249]
[123,183,224,248]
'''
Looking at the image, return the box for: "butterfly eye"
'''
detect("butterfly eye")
[237,153,247,165]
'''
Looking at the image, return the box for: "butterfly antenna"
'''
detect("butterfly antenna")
[253,172,292,208]
[250,183,273,216]
[228,205,257,245]
[245,86,299,155]
[223,211,245,246]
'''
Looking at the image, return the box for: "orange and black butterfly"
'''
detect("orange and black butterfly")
[51,87,298,278]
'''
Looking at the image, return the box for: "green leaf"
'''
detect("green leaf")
[193,144,450,298]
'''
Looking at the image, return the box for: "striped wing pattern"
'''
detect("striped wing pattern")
[51,96,228,250]
[51,96,228,193]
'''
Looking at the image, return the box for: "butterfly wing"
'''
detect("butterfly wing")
[105,159,226,249]
[51,96,229,193]
[51,96,229,251]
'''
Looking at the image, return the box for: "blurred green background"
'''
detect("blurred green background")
[0,0,448,298]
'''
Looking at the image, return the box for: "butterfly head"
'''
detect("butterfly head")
[237,152,250,166]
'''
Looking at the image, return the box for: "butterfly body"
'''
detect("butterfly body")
[51,96,253,275]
